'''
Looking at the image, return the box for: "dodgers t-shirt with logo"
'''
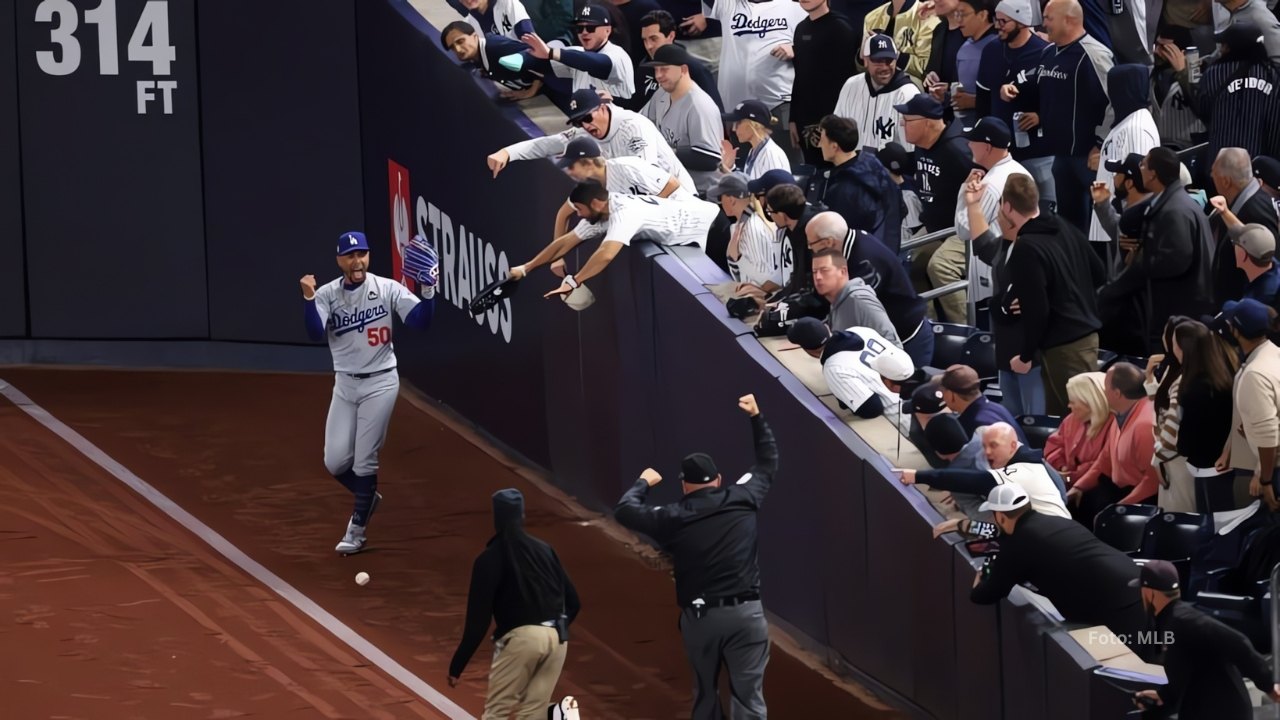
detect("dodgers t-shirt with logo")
[313,274,421,374]
[706,0,807,109]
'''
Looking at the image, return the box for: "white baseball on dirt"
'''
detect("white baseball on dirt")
[355,571,370,586]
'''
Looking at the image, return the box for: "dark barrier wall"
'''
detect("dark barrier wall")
[355,0,571,468]
[16,0,207,338]
[0,2,25,337]
[197,0,365,344]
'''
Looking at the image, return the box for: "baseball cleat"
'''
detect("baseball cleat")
[335,518,368,555]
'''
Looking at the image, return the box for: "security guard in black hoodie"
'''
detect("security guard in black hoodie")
[614,394,777,720]
[449,489,580,719]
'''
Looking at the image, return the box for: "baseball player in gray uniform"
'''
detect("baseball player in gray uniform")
[300,231,439,554]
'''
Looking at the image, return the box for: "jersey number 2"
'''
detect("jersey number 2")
[366,327,391,346]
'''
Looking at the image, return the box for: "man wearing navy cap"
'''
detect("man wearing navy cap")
[930,116,1027,325]
[300,232,438,554]
[518,4,636,101]
[488,87,696,194]
[834,33,921,152]
[1218,298,1280,512]
[637,42,725,193]
[1130,560,1280,718]
[614,394,778,720]
[1091,152,1152,253]
[897,93,973,307]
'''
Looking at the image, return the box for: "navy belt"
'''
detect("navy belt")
[348,367,394,379]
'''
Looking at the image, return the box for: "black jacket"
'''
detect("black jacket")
[839,229,926,338]
[1175,375,1234,469]
[1099,182,1215,353]
[449,490,580,678]
[1150,600,1274,720]
[1005,214,1106,363]
[614,415,778,607]
[1210,184,1280,306]
[971,511,1146,639]
[791,12,860,128]
[820,152,904,253]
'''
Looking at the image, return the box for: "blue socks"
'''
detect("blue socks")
[351,474,378,527]
[334,469,358,493]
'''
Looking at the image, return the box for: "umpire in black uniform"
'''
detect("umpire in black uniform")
[1131,560,1280,719]
[614,394,777,720]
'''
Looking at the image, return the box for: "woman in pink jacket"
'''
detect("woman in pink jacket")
[1044,372,1114,495]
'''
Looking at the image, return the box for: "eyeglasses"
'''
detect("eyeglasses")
[952,10,974,20]
[993,17,1012,26]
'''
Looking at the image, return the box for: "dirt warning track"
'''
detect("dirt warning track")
[0,368,899,719]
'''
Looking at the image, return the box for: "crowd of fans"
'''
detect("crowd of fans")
[442,0,1280,713]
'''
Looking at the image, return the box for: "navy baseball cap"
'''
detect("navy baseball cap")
[1219,298,1274,339]
[747,168,797,195]
[642,43,695,67]
[785,317,832,350]
[337,231,369,255]
[1105,152,1146,181]
[566,88,604,125]
[558,136,602,167]
[894,94,944,120]
[1255,155,1280,189]
[1128,560,1179,591]
[724,99,774,125]
[925,414,969,455]
[964,117,1012,149]
[909,379,947,414]
[878,142,914,175]
[1215,21,1263,52]
[575,4,612,26]
[865,33,898,61]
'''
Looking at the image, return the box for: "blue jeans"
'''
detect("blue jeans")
[999,369,1046,417]
[903,318,935,370]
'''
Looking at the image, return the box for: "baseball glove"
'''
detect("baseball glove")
[469,272,521,316]
[402,234,439,289]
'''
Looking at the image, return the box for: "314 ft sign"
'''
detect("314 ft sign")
[34,0,178,115]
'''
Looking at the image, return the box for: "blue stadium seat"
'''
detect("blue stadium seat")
[1095,503,1161,554]
[931,322,977,371]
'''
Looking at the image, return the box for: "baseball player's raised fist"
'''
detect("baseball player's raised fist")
[300,274,317,300]
[487,150,510,178]
[640,468,662,486]
[738,394,759,417]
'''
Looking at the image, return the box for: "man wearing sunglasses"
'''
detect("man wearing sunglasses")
[518,4,635,101]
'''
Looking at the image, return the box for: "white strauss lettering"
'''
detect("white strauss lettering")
[417,198,514,343]
[730,13,790,38]
[329,306,389,334]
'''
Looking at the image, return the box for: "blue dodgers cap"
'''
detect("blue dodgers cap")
[1220,298,1275,339]
[337,231,370,255]
[894,94,944,120]
[748,168,798,195]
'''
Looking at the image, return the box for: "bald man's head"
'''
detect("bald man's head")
[1043,0,1084,45]
[982,422,1021,468]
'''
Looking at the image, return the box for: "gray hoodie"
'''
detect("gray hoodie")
[825,278,902,348]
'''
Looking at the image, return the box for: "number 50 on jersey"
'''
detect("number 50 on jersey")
[33,0,178,115]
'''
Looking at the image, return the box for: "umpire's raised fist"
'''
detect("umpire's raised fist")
[300,274,317,300]
[640,468,662,486]
[738,394,759,417]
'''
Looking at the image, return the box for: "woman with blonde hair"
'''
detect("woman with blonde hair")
[720,100,792,180]
[711,172,786,311]
[1045,371,1114,498]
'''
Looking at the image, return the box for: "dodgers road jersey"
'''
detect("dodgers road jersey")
[574,193,721,248]
[312,274,421,374]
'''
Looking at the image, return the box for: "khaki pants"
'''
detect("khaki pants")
[1040,333,1099,416]
[484,625,568,720]
[926,235,968,324]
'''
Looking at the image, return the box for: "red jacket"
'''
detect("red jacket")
[1044,412,1115,492]
[1088,398,1159,503]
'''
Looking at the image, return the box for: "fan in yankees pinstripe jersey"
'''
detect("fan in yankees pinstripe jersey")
[709,173,788,295]
[1089,65,1160,245]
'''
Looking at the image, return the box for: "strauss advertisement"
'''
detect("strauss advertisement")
[387,159,513,343]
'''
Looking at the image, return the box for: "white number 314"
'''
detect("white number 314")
[36,0,175,77]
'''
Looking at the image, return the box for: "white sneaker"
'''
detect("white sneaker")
[335,518,367,555]
[548,696,579,720]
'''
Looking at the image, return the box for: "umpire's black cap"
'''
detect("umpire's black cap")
[566,88,604,125]
[681,453,719,484]
[558,136,602,167]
